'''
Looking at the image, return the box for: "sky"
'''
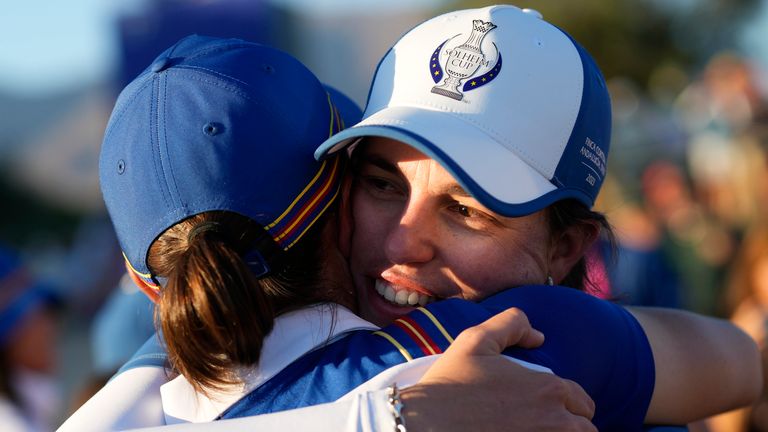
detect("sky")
[744,1,768,75]
[0,0,766,97]
[0,0,445,96]
[0,0,137,95]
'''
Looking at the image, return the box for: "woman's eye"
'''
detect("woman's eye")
[366,177,396,192]
[359,175,403,198]
[446,203,500,229]
[448,203,480,218]
[451,204,472,217]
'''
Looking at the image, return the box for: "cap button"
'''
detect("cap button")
[522,8,543,19]
[151,56,171,73]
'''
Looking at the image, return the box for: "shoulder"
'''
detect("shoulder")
[59,366,167,431]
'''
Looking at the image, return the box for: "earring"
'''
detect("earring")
[546,276,554,286]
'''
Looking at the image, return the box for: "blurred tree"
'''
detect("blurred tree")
[0,175,81,247]
[448,0,759,90]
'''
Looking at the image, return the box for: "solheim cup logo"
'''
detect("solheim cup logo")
[430,19,501,101]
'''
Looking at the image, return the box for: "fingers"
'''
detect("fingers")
[450,308,545,357]
[562,378,596,421]
[569,416,599,432]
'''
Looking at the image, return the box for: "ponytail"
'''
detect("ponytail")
[147,211,334,395]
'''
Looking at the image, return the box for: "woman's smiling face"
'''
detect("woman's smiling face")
[347,137,553,327]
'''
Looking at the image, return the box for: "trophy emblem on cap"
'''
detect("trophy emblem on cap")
[431,20,497,101]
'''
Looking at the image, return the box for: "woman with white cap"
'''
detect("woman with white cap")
[310,5,759,428]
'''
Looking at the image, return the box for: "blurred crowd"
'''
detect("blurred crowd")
[2,2,768,431]
[1,228,154,431]
[595,52,768,315]
[596,52,768,431]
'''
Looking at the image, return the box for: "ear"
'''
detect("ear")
[125,261,161,303]
[336,172,355,258]
[548,221,600,284]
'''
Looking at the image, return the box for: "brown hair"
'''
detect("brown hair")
[147,211,344,395]
[546,199,615,293]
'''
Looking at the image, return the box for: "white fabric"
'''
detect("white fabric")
[339,353,552,400]
[127,390,394,432]
[318,5,586,207]
[60,304,376,431]
[57,366,167,432]
[161,304,377,424]
[123,349,550,432]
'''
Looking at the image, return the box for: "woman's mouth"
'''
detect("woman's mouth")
[374,279,435,307]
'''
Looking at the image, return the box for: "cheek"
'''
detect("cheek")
[445,232,549,299]
[348,189,389,268]
[450,250,524,297]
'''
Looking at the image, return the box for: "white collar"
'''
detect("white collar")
[161,303,376,424]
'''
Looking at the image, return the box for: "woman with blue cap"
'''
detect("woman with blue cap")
[62,10,758,430]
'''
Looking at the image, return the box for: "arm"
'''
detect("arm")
[124,309,597,432]
[628,306,762,424]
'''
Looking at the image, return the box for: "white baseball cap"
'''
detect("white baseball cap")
[315,5,611,217]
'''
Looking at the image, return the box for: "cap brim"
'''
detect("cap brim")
[316,106,565,217]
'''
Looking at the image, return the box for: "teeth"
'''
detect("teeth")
[407,292,419,306]
[395,290,409,304]
[375,279,434,307]
[384,285,396,302]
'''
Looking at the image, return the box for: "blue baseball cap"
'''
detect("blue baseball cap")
[99,35,361,290]
[316,5,611,217]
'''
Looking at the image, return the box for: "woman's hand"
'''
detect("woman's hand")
[401,307,597,431]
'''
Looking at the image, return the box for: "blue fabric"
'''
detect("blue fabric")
[221,286,656,431]
[551,30,612,209]
[100,35,361,278]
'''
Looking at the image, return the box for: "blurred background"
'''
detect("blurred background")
[0,0,767,430]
